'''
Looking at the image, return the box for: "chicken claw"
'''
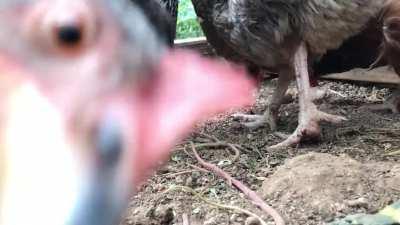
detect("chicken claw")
[233,68,294,131]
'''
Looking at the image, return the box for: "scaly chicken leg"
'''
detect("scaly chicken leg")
[234,68,292,131]
[233,66,328,131]
[269,43,347,149]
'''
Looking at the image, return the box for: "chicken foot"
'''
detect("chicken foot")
[269,42,347,149]
[233,68,292,131]
[233,70,329,132]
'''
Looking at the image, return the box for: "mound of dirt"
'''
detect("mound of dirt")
[261,153,400,224]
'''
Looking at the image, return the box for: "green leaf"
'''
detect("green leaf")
[177,0,204,39]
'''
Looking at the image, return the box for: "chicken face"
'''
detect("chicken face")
[0,1,255,225]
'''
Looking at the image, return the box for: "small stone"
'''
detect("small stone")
[175,175,184,184]
[334,202,347,212]
[218,159,232,167]
[154,205,174,224]
[185,176,194,186]
[154,183,165,192]
[383,143,392,150]
[192,171,201,179]
[125,219,134,225]
[236,216,244,222]
[203,217,218,225]
[245,216,261,225]
[193,207,201,214]
[269,160,280,166]
[346,197,369,208]
[230,214,239,222]
[145,207,155,218]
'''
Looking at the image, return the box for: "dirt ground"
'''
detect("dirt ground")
[121,78,400,225]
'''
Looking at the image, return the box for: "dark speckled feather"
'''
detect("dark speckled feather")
[192,0,387,68]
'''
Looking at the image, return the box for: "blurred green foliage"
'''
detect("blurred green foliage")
[177,0,204,39]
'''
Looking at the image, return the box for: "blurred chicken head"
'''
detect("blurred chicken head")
[0,1,255,225]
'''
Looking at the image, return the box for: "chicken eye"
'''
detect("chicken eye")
[56,25,83,47]
[94,116,123,168]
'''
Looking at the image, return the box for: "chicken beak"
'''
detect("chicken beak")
[67,166,127,225]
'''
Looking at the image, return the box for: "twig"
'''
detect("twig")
[189,142,285,225]
[167,185,269,225]
[373,113,393,122]
[385,150,400,156]
[391,187,400,193]
[197,132,221,142]
[177,142,241,163]
[161,170,200,178]
[234,144,254,154]
[327,89,347,98]
[183,146,193,159]
[186,163,210,174]
[187,142,227,148]
[368,128,400,133]
[227,143,240,162]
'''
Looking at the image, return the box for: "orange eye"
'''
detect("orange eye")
[22,0,99,55]
[46,21,89,55]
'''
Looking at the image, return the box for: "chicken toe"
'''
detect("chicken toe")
[233,107,278,130]
[269,105,347,149]
[233,68,293,131]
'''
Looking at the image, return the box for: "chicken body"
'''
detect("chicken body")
[192,0,388,148]
[0,1,254,225]
[208,0,385,67]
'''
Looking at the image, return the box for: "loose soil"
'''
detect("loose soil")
[122,78,400,225]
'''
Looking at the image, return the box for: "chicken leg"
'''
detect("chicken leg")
[269,42,347,149]
[233,68,293,131]
[233,67,330,132]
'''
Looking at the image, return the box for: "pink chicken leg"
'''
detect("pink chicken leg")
[269,43,347,149]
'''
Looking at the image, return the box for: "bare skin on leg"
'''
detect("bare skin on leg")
[269,42,347,149]
[233,69,331,131]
